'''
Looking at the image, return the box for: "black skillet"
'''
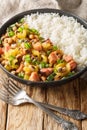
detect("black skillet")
[0,8,87,87]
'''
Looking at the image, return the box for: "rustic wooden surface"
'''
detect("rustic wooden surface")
[0,69,87,130]
[0,1,87,130]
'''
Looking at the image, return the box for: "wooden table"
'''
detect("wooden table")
[0,68,87,130]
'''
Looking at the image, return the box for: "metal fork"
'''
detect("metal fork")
[0,77,87,121]
[0,77,78,130]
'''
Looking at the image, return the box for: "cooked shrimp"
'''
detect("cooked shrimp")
[40,68,53,76]
[32,42,42,51]
[63,54,73,62]
[68,60,77,70]
[29,72,40,81]
[0,48,3,54]
[48,51,58,64]
[4,44,10,52]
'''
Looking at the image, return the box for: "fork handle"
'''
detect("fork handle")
[38,102,87,120]
[25,95,78,130]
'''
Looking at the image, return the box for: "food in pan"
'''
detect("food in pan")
[0,13,87,82]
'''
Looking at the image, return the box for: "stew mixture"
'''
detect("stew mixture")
[0,18,77,81]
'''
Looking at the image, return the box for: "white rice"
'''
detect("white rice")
[25,13,87,69]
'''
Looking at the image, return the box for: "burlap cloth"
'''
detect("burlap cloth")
[0,0,87,80]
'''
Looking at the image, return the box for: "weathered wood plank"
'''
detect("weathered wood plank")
[44,79,81,130]
[80,78,87,130]
[0,101,7,130]
[6,84,45,130]
[0,69,7,130]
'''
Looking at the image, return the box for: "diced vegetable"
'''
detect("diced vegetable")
[8,31,15,37]
[67,71,75,77]
[9,55,15,65]
[17,30,27,39]
[18,27,24,32]
[18,72,24,78]
[42,42,51,50]
[41,55,47,62]
[53,45,58,51]
[32,50,40,57]
[24,42,31,49]
[39,62,49,69]
[57,59,64,64]
[18,18,24,23]
[47,50,51,55]
[32,59,39,65]
[28,28,39,35]
[24,54,31,63]
[47,73,55,81]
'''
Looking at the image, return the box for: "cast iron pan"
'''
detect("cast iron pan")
[0,8,87,87]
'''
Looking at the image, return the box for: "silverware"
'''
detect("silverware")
[0,77,87,120]
[40,103,87,120]
[0,77,78,130]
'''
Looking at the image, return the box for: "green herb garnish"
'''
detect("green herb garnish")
[67,71,75,77]
[39,37,44,41]
[18,18,24,23]
[53,45,58,51]
[47,50,51,55]
[9,55,15,65]
[18,27,24,32]
[39,62,49,69]
[32,59,39,65]
[18,72,24,78]
[28,28,39,35]
[57,59,64,64]
[8,31,15,37]
[24,42,31,49]
[47,73,55,81]
[25,54,31,63]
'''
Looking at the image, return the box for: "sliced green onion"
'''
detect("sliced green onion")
[39,62,49,69]
[32,29,39,35]
[32,59,39,65]
[57,59,64,64]
[53,45,58,51]
[25,54,31,63]
[18,72,24,78]
[47,73,55,81]
[47,50,51,55]
[18,18,24,23]
[39,37,44,41]
[18,27,24,32]
[9,55,15,65]
[28,28,39,35]
[24,42,31,49]
[67,71,75,77]
[8,31,15,37]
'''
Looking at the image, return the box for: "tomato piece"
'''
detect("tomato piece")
[0,47,4,54]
